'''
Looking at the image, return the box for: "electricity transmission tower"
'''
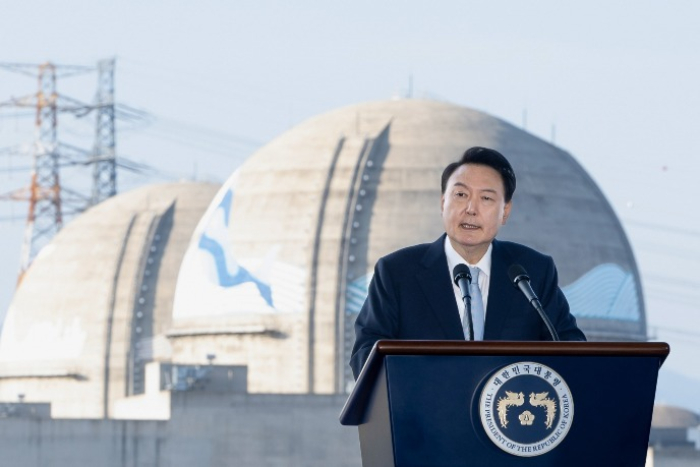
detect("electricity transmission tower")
[92,59,117,205]
[0,59,118,282]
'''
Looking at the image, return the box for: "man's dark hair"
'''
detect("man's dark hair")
[440,146,516,202]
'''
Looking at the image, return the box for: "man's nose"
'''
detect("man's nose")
[466,200,476,214]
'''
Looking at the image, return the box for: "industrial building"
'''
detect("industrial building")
[0,99,693,466]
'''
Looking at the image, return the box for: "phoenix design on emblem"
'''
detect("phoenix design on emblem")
[529,392,557,429]
[496,391,525,428]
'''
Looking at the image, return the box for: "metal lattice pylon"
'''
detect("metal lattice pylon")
[19,63,62,278]
[92,58,117,205]
[0,60,120,283]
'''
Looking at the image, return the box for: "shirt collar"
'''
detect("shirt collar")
[444,236,492,279]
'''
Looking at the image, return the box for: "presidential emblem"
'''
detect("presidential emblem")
[479,362,574,457]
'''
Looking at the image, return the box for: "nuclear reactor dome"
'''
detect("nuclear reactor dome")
[172,99,646,395]
[0,100,646,414]
[0,182,219,417]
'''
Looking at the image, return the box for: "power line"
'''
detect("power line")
[0,215,25,222]
[155,116,262,148]
[649,326,700,346]
[0,112,34,119]
[649,325,700,337]
[118,57,329,111]
[643,274,700,291]
[0,60,127,280]
[0,62,94,79]
[645,290,700,309]
[137,124,258,160]
[623,218,700,238]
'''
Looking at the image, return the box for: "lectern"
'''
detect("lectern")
[340,340,669,467]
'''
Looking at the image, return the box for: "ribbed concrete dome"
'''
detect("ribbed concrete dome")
[0,182,218,417]
[171,99,646,394]
[652,405,700,429]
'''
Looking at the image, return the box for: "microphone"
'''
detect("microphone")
[453,264,474,341]
[507,264,560,341]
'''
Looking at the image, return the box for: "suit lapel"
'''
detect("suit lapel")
[416,235,464,340]
[484,240,520,339]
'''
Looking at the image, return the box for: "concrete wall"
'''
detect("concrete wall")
[4,395,700,467]
[0,393,360,467]
[650,448,700,467]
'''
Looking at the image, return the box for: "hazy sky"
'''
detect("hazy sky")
[2,1,700,407]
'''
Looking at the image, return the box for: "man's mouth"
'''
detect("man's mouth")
[460,223,479,230]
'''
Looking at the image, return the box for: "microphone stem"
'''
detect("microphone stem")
[463,294,474,341]
[531,298,560,341]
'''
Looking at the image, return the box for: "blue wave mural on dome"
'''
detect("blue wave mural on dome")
[345,274,373,315]
[561,263,640,321]
[197,189,274,308]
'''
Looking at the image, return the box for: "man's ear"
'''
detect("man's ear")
[502,201,512,224]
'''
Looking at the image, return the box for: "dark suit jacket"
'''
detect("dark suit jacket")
[350,235,586,378]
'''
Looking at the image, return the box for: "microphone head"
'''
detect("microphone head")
[507,263,530,286]
[452,264,472,285]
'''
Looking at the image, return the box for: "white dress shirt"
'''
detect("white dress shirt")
[444,237,492,332]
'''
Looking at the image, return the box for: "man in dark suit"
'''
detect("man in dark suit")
[350,147,586,379]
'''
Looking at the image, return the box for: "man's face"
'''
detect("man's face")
[441,163,512,263]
